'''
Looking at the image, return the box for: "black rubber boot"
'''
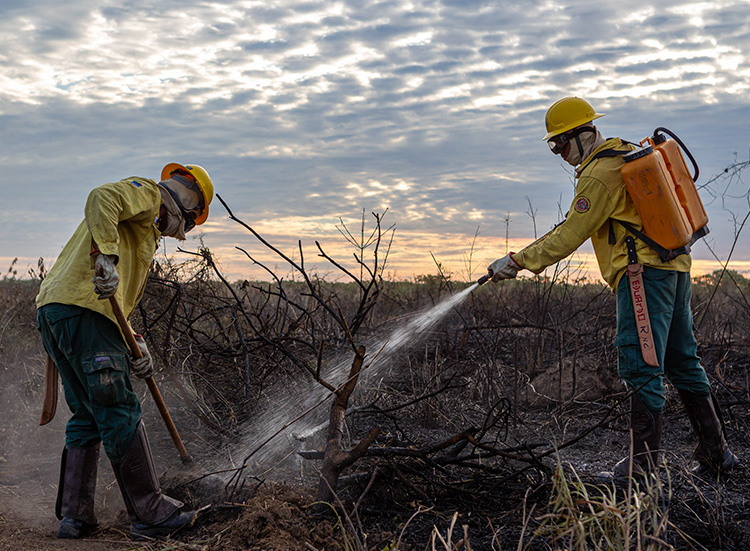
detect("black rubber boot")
[56,443,101,539]
[111,422,194,540]
[598,393,663,486]
[678,390,739,476]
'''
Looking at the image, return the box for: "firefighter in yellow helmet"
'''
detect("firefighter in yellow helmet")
[35,163,214,540]
[486,97,739,485]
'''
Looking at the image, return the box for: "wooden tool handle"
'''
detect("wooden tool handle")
[109,296,192,463]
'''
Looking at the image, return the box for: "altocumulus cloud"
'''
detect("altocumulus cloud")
[0,0,749,280]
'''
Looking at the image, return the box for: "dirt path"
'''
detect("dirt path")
[0,456,136,551]
[0,516,135,551]
[0,406,159,551]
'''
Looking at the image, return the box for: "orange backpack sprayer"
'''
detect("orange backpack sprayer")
[620,127,708,252]
[583,127,709,261]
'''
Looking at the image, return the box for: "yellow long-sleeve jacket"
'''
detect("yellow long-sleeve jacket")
[513,138,691,291]
[36,177,162,324]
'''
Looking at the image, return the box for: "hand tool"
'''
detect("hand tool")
[109,295,193,464]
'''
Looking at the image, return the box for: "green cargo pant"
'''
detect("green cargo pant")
[615,267,711,413]
[37,303,141,462]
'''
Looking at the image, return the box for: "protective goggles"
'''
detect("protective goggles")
[547,126,595,155]
[547,132,572,155]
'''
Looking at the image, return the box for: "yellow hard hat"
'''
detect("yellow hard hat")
[161,163,214,225]
[543,97,604,141]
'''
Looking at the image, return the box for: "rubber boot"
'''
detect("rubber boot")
[56,443,101,539]
[678,390,739,476]
[111,422,194,539]
[598,393,662,486]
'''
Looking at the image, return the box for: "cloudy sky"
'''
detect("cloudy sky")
[2,0,749,283]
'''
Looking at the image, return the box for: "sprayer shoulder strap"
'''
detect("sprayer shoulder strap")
[609,219,709,262]
[608,219,687,262]
[578,141,635,174]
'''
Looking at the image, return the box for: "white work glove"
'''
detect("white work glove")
[131,334,154,379]
[92,253,119,299]
[489,254,521,282]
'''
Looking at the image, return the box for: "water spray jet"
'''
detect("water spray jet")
[216,284,480,482]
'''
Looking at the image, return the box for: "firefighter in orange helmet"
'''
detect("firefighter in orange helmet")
[36,163,213,539]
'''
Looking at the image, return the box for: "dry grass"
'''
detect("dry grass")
[529,459,672,551]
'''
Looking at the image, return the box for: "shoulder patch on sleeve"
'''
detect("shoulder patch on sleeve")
[130,180,143,188]
[574,196,590,213]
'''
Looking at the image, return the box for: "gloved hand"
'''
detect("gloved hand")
[489,253,521,282]
[92,253,119,299]
[131,334,154,379]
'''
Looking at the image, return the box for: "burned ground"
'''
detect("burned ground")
[1,266,749,550]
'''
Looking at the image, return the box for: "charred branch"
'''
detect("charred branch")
[315,345,381,507]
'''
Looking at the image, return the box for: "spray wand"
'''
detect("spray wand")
[476,268,493,286]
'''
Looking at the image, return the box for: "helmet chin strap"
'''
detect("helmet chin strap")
[572,126,597,161]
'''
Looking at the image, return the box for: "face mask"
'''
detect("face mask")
[560,126,605,167]
[157,186,188,240]
[161,177,201,221]
[564,140,584,167]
